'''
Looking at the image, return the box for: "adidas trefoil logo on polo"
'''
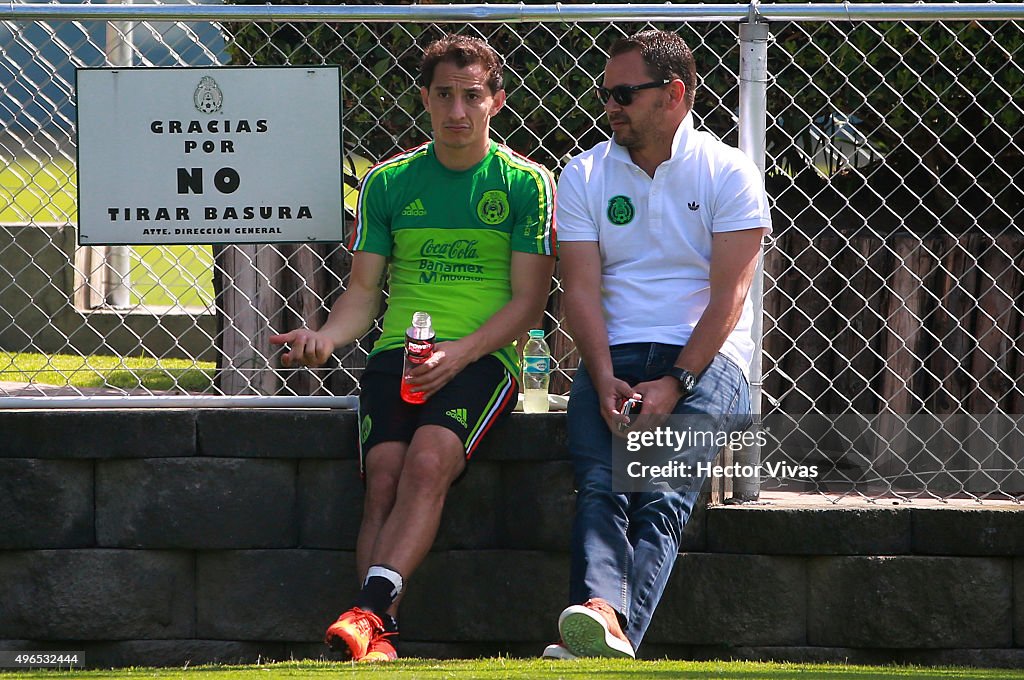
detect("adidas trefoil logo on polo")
[446,408,468,428]
[402,198,427,216]
[687,201,700,211]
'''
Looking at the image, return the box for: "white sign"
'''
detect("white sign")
[76,66,343,245]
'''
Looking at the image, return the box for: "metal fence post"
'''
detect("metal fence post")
[103,0,133,308]
[732,6,770,502]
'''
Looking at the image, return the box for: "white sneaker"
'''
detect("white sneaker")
[558,600,636,659]
[541,642,578,660]
[544,643,577,659]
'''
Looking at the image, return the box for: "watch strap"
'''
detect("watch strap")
[666,366,696,395]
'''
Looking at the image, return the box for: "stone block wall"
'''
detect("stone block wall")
[0,410,1021,668]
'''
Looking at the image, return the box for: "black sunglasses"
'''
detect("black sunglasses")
[595,79,672,106]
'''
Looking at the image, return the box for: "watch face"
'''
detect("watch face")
[670,367,696,393]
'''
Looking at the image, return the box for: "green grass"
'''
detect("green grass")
[2,156,215,310]
[131,245,215,309]
[0,351,215,392]
[0,155,77,223]
[2,659,1023,679]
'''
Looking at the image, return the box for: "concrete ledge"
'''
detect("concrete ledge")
[0,410,568,461]
[707,506,911,555]
[912,507,1024,555]
[477,413,568,461]
[196,410,356,459]
[0,411,197,458]
[808,556,1013,648]
[266,412,566,462]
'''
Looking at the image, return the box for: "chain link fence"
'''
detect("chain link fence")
[1,2,1022,501]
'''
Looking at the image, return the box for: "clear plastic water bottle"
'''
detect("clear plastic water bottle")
[400,311,435,404]
[522,329,551,413]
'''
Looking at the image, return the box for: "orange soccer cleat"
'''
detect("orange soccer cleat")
[324,607,385,660]
[359,631,398,662]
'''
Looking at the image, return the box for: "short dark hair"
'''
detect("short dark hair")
[420,34,504,94]
[610,30,697,110]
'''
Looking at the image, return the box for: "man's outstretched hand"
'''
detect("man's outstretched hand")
[269,329,336,368]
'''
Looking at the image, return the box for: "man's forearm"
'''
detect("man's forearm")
[558,241,612,382]
[675,228,764,374]
[672,298,745,374]
[564,289,613,382]
[317,286,381,348]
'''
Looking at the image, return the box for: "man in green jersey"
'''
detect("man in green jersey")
[270,35,556,662]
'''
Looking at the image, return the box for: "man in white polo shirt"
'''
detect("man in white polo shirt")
[544,30,772,659]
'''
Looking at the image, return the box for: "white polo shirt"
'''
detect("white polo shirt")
[556,113,772,377]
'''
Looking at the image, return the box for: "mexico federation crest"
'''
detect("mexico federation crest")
[476,190,510,226]
[607,195,635,225]
[194,76,223,114]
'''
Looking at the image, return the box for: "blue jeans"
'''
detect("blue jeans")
[567,343,752,649]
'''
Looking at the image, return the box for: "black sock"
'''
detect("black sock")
[353,577,396,614]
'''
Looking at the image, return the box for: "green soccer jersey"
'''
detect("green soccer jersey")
[348,140,556,376]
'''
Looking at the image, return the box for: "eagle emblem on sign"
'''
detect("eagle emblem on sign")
[194,76,223,114]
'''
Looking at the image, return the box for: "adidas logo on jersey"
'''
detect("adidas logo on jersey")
[402,198,427,216]
[446,407,468,428]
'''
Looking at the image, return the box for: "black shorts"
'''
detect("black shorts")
[357,348,518,474]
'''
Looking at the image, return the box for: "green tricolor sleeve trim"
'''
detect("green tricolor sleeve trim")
[496,145,557,256]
